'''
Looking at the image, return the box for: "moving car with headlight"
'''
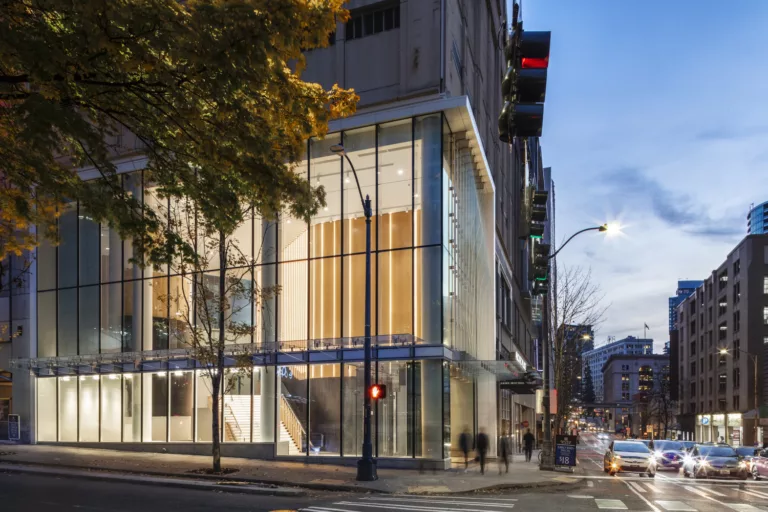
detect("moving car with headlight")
[748,448,768,479]
[604,440,657,477]
[682,444,749,479]
[735,447,760,473]
[652,440,686,470]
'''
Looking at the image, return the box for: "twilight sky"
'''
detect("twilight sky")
[522,0,768,351]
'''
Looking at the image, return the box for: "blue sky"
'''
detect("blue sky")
[522,0,768,351]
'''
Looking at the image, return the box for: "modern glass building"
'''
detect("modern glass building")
[12,97,516,466]
[748,201,767,235]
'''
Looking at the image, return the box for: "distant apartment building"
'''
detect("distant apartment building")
[669,280,704,332]
[583,336,653,402]
[748,201,768,235]
[674,234,768,446]
[602,354,669,436]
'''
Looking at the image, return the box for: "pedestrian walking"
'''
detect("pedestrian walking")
[498,432,510,474]
[459,427,472,470]
[476,428,489,474]
[523,428,535,462]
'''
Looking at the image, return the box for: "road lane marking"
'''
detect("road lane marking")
[361,498,516,508]
[698,486,726,497]
[595,499,628,509]
[655,501,696,511]
[587,480,595,487]
[726,505,759,511]
[391,496,518,501]
[683,486,713,498]
[303,508,359,512]
[623,480,662,512]
[643,483,657,492]
[628,481,646,493]
[334,501,492,512]
[567,495,594,499]
[739,488,768,499]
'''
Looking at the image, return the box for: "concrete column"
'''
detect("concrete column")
[142,280,153,350]
[420,360,443,459]
[260,366,276,442]
[261,220,277,348]
[141,374,152,441]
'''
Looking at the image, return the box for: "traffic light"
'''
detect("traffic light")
[369,384,387,400]
[529,189,548,239]
[498,13,551,142]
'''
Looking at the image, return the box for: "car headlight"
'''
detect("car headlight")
[654,451,663,459]
[700,460,710,467]
[739,461,748,469]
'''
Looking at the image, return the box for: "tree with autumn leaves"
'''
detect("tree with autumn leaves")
[1,0,357,471]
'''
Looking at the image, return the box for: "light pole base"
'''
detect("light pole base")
[539,440,555,471]
[356,458,378,481]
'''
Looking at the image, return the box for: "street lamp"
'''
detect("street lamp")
[539,223,617,470]
[719,347,759,445]
[329,143,376,481]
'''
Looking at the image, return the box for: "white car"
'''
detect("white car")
[604,440,657,477]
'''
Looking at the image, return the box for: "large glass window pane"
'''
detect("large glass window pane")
[38,291,56,357]
[415,247,441,345]
[343,128,377,255]
[415,360,442,459]
[342,254,377,339]
[226,268,253,345]
[255,218,277,265]
[254,367,276,442]
[123,373,141,442]
[378,120,412,250]
[168,195,197,274]
[277,364,307,455]
[58,376,77,441]
[449,364,475,458]
[123,281,141,352]
[230,213,253,266]
[279,217,308,263]
[37,378,57,441]
[378,250,412,339]
[123,173,143,281]
[310,135,342,257]
[101,224,122,283]
[79,213,100,285]
[149,277,169,350]
[58,203,77,288]
[310,257,340,346]
[79,286,99,355]
[168,274,191,350]
[101,374,122,442]
[442,246,454,347]
[144,187,168,276]
[309,363,340,456]
[142,372,168,442]
[342,362,366,456]
[195,371,214,442]
[278,262,308,349]
[58,289,77,356]
[79,375,100,441]
[377,361,413,457]
[37,237,56,291]
[442,361,451,458]
[255,264,277,349]
[101,283,122,353]
[414,114,442,246]
[170,371,193,441]
[224,369,252,442]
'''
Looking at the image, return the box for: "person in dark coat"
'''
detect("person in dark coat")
[498,431,510,474]
[459,427,472,470]
[523,428,535,462]
[476,428,489,474]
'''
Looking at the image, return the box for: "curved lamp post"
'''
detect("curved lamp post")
[329,143,376,481]
[540,222,618,470]
[719,348,759,445]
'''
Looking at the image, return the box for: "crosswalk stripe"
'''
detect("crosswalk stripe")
[302,507,360,512]
[361,498,516,508]
[739,488,768,499]
[741,488,768,499]
[595,499,628,510]
[334,501,492,512]
[655,501,697,511]
[389,496,518,502]
[726,505,760,511]
[683,485,711,498]
[698,486,726,497]
[567,495,594,499]
[627,482,646,493]
[644,483,657,492]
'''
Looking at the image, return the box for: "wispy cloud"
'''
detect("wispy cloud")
[600,167,743,240]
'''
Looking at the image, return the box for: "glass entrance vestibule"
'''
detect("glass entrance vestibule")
[36,359,471,461]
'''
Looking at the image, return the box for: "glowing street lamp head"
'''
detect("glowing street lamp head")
[720,348,728,355]
[329,144,346,156]
[599,222,621,236]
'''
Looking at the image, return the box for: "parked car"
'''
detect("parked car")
[682,444,748,480]
[749,448,768,480]
[652,440,686,470]
[604,440,657,477]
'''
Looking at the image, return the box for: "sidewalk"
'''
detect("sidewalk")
[0,444,582,494]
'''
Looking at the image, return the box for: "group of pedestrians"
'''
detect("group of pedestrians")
[458,427,536,474]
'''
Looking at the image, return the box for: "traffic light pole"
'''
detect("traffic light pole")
[540,273,554,470]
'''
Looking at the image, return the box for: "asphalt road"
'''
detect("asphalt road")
[5,434,768,512]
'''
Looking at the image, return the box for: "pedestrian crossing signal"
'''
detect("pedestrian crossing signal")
[369,384,386,400]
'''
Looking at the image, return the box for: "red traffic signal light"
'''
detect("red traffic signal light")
[369,384,387,400]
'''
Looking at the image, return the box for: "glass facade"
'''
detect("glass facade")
[30,112,489,462]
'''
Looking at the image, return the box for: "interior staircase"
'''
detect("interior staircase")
[221,395,304,455]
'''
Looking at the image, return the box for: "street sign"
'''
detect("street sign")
[8,414,20,441]
[521,420,530,428]
[555,434,577,467]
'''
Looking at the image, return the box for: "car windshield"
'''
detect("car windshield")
[699,446,737,457]
[654,441,683,451]
[614,442,650,453]
[735,447,757,456]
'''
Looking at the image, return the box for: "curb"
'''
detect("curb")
[0,463,305,497]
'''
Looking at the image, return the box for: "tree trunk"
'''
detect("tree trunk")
[212,230,228,473]
[211,369,222,473]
